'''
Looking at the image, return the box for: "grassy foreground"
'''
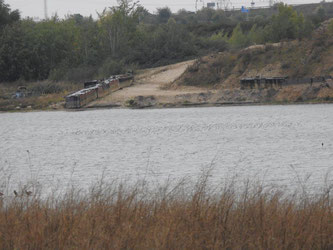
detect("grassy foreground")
[0,176,333,249]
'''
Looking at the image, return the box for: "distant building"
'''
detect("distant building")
[207,2,216,8]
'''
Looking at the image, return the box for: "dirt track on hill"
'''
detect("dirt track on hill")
[88,60,211,108]
[87,55,333,109]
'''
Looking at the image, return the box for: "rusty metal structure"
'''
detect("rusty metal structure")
[65,73,133,109]
[240,76,332,89]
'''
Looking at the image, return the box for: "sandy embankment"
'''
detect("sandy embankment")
[87,57,333,109]
[88,60,215,108]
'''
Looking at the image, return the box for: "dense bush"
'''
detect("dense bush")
[0,0,332,83]
[28,81,65,95]
[97,58,126,78]
[49,66,98,82]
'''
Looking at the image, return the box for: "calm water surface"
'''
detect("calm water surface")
[0,104,333,193]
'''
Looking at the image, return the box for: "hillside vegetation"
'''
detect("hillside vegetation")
[173,15,333,103]
[1,0,333,83]
[178,14,333,87]
[1,1,333,109]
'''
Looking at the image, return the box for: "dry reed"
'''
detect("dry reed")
[0,174,332,250]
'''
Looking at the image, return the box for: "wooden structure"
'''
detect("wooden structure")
[240,77,286,89]
[240,76,332,89]
[65,73,133,109]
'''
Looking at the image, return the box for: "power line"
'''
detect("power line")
[217,0,232,10]
[44,0,48,19]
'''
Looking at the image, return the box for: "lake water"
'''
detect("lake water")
[0,104,333,194]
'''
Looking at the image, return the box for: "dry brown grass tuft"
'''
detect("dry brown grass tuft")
[0,81,80,111]
[0,177,333,249]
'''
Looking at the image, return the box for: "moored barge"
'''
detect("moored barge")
[65,73,133,109]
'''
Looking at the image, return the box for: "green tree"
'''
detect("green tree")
[268,4,305,41]
[208,30,229,51]
[157,7,171,23]
[98,0,140,57]
[196,8,215,23]
[69,14,102,65]
[248,24,261,44]
[229,23,248,48]
[0,23,28,81]
[0,0,20,29]
[0,16,87,81]
[316,6,326,24]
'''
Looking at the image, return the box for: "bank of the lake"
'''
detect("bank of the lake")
[2,95,333,113]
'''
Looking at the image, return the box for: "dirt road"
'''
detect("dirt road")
[88,60,209,108]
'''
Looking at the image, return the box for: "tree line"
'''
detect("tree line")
[0,0,331,83]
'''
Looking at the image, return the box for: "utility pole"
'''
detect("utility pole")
[195,0,205,11]
[44,0,48,19]
[217,0,232,10]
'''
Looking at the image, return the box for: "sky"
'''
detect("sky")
[5,0,328,19]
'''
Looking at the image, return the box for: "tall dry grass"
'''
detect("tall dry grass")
[0,174,333,249]
[0,81,81,111]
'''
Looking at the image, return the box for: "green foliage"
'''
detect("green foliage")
[49,66,97,82]
[1,0,333,83]
[0,0,20,29]
[97,58,125,78]
[210,30,228,42]
[248,24,266,44]
[0,23,28,81]
[98,0,141,58]
[196,8,215,23]
[316,6,326,23]
[0,17,83,81]
[206,31,229,51]
[129,19,197,67]
[268,4,306,42]
[229,24,249,48]
[157,7,172,23]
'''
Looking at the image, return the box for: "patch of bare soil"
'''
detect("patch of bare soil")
[88,60,215,108]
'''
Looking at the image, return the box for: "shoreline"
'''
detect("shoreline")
[86,100,333,110]
[1,99,333,113]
